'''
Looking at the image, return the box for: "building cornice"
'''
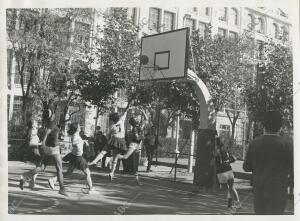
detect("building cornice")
[245,7,292,27]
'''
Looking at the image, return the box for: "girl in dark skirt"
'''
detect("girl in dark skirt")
[116,116,143,184]
[88,109,130,181]
[49,122,98,194]
[215,137,241,213]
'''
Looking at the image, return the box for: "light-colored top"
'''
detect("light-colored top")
[109,113,127,139]
[71,132,84,156]
[29,127,40,146]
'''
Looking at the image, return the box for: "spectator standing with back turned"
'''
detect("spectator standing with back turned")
[243,110,293,215]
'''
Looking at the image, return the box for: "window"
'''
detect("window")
[12,96,22,125]
[149,8,160,32]
[199,7,209,16]
[198,22,207,37]
[7,49,13,89]
[14,72,30,85]
[185,18,196,31]
[117,89,127,99]
[257,40,264,59]
[229,8,238,25]
[6,9,17,31]
[272,23,278,39]
[229,31,238,40]
[163,11,175,31]
[131,8,138,25]
[280,26,289,40]
[7,95,10,120]
[205,7,210,16]
[74,21,90,47]
[218,7,227,21]
[257,17,264,33]
[218,28,226,37]
[219,124,230,137]
[247,14,254,31]
[19,9,39,33]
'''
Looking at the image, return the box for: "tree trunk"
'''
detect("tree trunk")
[225,110,240,145]
[246,118,253,144]
[59,101,70,133]
[94,106,100,135]
[21,96,33,125]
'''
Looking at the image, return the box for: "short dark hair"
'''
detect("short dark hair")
[109,113,120,124]
[263,110,282,133]
[68,122,79,136]
[129,117,137,127]
[96,126,101,130]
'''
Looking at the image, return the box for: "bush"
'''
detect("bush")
[8,140,30,161]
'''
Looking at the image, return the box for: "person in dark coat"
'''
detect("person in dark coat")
[243,110,293,215]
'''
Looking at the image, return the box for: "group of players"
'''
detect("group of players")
[19,107,155,196]
[18,107,293,215]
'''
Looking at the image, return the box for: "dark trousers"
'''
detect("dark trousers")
[122,151,139,174]
[254,188,287,215]
[146,147,155,171]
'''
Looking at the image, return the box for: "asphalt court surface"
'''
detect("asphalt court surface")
[8,161,294,215]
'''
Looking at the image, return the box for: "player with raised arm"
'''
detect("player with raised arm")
[88,108,131,181]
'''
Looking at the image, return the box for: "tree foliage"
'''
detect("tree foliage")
[245,41,293,131]
[76,8,140,116]
[6,8,93,126]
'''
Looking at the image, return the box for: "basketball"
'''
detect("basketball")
[140,55,149,65]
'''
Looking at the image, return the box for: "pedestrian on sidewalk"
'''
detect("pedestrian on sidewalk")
[243,110,293,215]
[215,137,241,213]
[144,126,161,172]
[49,122,98,194]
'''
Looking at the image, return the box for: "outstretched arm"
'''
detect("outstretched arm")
[119,106,133,121]
[140,109,148,121]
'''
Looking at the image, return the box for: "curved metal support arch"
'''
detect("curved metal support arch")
[187,69,215,129]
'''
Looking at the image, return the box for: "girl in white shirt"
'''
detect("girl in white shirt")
[48,123,98,194]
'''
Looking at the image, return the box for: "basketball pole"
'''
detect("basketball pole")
[188,34,197,174]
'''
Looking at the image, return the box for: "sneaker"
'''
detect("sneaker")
[108,173,113,182]
[29,180,36,190]
[135,176,141,185]
[225,207,236,215]
[48,178,55,190]
[19,178,24,190]
[82,188,99,194]
[59,188,69,196]
[233,201,242,209]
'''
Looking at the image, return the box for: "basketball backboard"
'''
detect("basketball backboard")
[139,28,189,81]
